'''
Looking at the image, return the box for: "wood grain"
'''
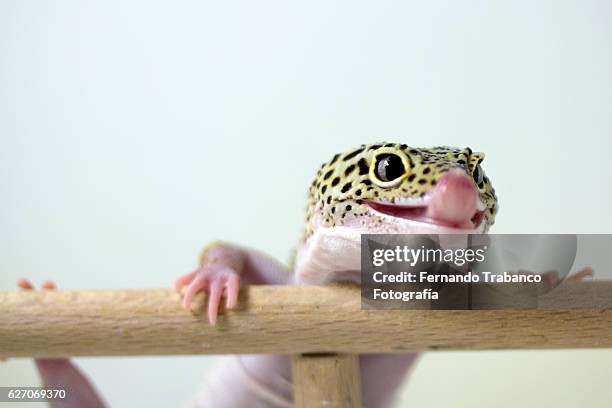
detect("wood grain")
[292,354,362,408]
[0,282,611,358]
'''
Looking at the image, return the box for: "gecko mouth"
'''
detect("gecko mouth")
[366,200,485,230]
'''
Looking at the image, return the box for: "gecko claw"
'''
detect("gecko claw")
[225,274,240,309]
[17,278,34,290]
[566,266,594,281]
[181,272,207,310]
[175,270,198,294]
[42,280,56,290]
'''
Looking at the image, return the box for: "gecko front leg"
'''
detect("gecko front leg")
[175,241,291,324]
[174,243,298,408]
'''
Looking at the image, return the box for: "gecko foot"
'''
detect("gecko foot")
[175,258,241,325]
[539,267,594,286]
[565,266,594,281]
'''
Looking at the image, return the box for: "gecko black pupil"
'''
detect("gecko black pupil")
[375,154,405,182]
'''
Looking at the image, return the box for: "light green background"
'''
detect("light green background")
[1,1,611,407]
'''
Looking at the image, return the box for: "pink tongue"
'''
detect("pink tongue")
[426,169,478,227]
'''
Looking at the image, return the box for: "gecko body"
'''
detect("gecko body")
[177,143,498,407]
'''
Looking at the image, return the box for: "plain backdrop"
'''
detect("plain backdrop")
[1,1,612,407]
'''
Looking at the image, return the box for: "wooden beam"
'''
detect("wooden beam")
[0,282,611,358]
[292,353,362,408]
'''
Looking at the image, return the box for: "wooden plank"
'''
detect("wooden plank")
[292,353,361,408]
[0,282,611,358]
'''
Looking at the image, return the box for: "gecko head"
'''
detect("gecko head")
[303,143,499,238]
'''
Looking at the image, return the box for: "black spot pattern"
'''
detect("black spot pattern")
[358,158,369,175]
[343,148,364,161]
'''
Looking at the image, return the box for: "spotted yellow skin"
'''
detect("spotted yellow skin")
[302,143,499,240]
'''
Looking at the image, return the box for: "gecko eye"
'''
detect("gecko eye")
[472,164,484,186]
[374,154,406,183]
